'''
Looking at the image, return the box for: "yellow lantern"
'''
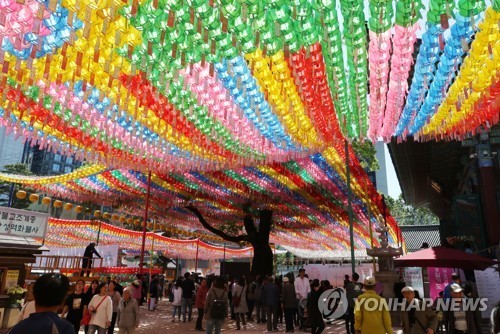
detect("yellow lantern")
[29,194,39,202]
[112,214,119,221]
[75,206,83,213]
[16,190,27,199]
[42,197,51,205]
[94,210,102,218]
[119,216,126,223]
[53,200,62,208]
[103,212,111,219]
[64,203,73,211]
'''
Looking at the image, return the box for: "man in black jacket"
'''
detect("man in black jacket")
[81,242,102,277]
[182,272,195,322]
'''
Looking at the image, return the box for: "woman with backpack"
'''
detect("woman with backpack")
[232,276,248,330]
[204,276,228,334]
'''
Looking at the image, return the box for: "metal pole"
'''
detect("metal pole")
[139,171,152,274]
[345,139,356,276]
[222,242,226,276]
[7,183,15,207]
[147,220,156,307]
[96,219,102,245]
[195,239,199,273]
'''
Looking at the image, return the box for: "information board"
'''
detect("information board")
[0,207,48,238]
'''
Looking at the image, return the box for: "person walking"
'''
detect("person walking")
[171,278,183,322]
[401,286,437,334]
[129,280,142,306]
[148,275,159,311]
[85,279,100,333]
[281,276,297,333]
[182,272,195,322]
[345,272,363,334]
[195,278,209,331]
[107,280,122,334]
[354,276,393,334]
[294,268,310,329]
[9,274,74,334]
[263,276,280,332]
[87,282,113,334]
[204,276,228,334]
[246,276,256,321]
[307,279,325,334]
[232,276,249,330]
[81,242,102,277]
[116,288,140,334]
[254,276,267,324]
[62,279,87,334]
[442,284,481,334]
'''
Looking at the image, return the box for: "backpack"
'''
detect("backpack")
[210,289,226,319]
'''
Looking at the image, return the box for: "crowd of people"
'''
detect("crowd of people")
[8,269,500,334]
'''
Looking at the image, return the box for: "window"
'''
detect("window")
[64,166,72,173]
[52,164,60,172]
[66,157,73,164]
[54,154,61,162]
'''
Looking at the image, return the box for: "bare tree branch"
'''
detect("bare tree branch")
[186,205,249,243]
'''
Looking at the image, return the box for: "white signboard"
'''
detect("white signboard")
[303,263,375,287]
[0,206,48,238]
[474,266,500,319]
[404,267,424,299]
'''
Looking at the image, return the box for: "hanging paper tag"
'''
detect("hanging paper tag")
[440,14,449,29]
[460,38,469,52]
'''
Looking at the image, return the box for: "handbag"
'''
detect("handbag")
[80,295,107,326]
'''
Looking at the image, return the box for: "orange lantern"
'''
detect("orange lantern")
[126,218,133,224]
[42,197,51,205]
[53,200,62,208]
[119,216,126,223]
[75,206,83,213]
[94,210,102,218]
[103,212,111,219]
[64,203,73,211]
[16,190,27,199]
[111,214,119,221]
[29,194,39,202]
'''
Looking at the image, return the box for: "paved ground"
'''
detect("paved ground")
[78,299,403,334]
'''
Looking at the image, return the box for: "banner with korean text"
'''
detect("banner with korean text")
[428,267,454,300]
[0,207,48,238]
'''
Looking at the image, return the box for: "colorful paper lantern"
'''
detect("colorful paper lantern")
[75,206,83,213]
[29,193,39,202]
[42,197,51,205]
[16,190,27,199]
[53,200,63,208]
[64,203,73,211]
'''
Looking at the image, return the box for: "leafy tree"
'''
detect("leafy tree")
[384,195,439,225]
[0,163,33,209]
[351,139,380,171]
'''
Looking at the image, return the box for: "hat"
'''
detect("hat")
[450,284,463,293]
[283,277,289,283]
[401,286,414,293]
[363,276,376,286]
[451,273,460,279]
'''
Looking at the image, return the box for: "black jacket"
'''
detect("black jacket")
[306,289,324,327]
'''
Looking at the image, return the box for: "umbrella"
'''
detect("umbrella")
[394,246,498,270]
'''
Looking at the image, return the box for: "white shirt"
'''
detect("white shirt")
[88,294,113,329]
[294,276,310,300]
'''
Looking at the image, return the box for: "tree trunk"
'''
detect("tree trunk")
[250,241,274,276]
